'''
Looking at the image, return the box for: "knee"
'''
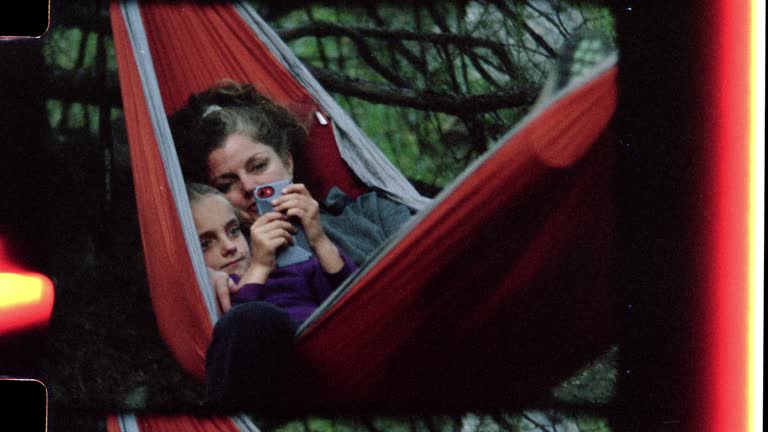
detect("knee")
[205,302,296,409]
[212,302,296,345]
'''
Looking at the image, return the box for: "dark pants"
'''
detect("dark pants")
[205,302,297,411]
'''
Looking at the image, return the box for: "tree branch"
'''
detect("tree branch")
[465,50,506,89]
[278,21,514,71]
[488,0,559,58]
[490,411,520,431]
[521,412,556,432]
[426,3,463,93]
[364,5,428,74]
[306,65,537,115]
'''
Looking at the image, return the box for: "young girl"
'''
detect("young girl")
[186,182,356,326]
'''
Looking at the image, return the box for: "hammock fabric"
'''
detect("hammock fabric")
[107,0,617,428]
[106,414,261,432]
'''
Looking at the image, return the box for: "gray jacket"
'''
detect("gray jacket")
[320,187,413,266]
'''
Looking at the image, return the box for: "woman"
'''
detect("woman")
[170,80,412,409]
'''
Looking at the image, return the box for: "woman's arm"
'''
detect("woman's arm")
[307,248,357,303]
[311,236,346,274]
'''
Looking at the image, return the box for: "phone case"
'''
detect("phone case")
[254,179,313,267]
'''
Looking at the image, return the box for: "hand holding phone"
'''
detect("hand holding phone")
[254,179,313,267]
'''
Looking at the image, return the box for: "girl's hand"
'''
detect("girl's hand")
[208,267,237,314]
[271,183,326,247]
[247,212,295,272]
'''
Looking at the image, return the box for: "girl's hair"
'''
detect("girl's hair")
[170,80,308,184]
[186,181,250,230]
[186,182,224,205]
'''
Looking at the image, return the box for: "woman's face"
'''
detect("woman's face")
[191,194,251,277]
[207,132,293,220]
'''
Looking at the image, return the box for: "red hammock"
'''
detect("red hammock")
[108,0,617,426]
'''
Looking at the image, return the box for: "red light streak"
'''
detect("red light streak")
[708,1,761,431]
[0,238,55,335]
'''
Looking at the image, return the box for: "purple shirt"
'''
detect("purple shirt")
[229,253,356,324]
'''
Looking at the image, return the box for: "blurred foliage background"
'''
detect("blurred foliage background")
[41,0,615,191]
[1,1,616,431]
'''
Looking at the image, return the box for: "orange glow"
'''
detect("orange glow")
[710,1,763,431]
[0,238,55,335]
[747,5,765,432]
[0,273,55,335]
[0,274,45,308]
[747,1,763,429]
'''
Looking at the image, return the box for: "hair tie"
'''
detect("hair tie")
[202,104,223,118]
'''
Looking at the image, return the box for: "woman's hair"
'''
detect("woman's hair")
[170,80,308,184]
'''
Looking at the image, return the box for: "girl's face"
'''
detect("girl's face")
[207,132,294,220]
[191,194,251,277]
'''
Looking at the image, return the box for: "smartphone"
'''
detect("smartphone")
[254,179,313,267]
